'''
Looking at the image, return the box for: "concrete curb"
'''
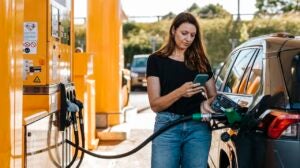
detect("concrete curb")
[137,106,151,113]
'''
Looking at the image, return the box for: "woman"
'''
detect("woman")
[146,12,217,168]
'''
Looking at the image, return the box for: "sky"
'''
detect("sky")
[75,0,257,22]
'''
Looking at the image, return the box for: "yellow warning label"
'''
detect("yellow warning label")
[33,76,41,83]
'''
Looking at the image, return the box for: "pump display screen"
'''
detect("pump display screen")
[51,0,71,45]
[51,6,59,38]
[60,1,71,45]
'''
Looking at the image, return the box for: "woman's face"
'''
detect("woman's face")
[173,22,196,50]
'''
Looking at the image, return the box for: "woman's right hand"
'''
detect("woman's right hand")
[179,82,203,98]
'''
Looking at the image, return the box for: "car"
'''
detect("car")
[121,68,131,108]
[208,32,300,168]
[130,54,149,90]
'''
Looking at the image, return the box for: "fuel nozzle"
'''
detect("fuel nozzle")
[192,107,242,137]
[192,108,241,123]
[224,108,242,126]
[67,100,79,113]
[73,99,83,110]
[66,100,79,130]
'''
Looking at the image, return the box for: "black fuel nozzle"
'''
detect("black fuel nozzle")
[70,90,83,110]
[59,83,68,131]
[73,99,83,110]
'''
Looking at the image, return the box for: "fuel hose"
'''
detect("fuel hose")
[74,100,85,168]
[66,113,227,159]
[66,112,79,168]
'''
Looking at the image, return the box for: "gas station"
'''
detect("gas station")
[1,0,251,167]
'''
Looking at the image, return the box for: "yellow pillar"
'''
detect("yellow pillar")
[73,53,98,149]
[87,0,123,126]
[0,0,24,167]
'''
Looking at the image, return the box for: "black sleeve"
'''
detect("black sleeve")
[146,55,159,77]
[207,63,214,80]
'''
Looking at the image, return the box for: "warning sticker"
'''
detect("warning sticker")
[23,22,38,54]
[33,76,41,83]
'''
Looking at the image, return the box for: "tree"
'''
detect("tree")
[185,3,231,19]
[74,24,86,51]
[123,21,167,66]
[248,13,300,37]
[201,18,235,65]
[162,12,176,20]
[199,4,231,19]
[186,3,201,14]
[123,22,140,39]
[256,0,300,15]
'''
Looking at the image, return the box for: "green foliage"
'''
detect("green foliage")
[198,4,232,19]
[255,0,300,15]
[187,3,231,19]
[123,21,169,66]
[248,13,300,37]
[122,4,234,67]
[240,23,250,42]
[74,24,86,51]
[123,22,140,39]
[201,18,233,65]
[123,12,300,68]
[124,28,152,65]
[187,3,201,14]
[162,12,176,20]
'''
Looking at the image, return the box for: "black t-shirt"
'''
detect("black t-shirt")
[146,54,213,115]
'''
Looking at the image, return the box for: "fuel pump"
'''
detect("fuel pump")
[22,0,75,167]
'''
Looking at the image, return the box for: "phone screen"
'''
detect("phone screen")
[193,74,209,85]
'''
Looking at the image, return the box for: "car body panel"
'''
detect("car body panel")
[209,33,300,168]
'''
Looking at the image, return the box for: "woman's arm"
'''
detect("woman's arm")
[205,77,217,99]
[147,76,202,112]
[201,77,217,113]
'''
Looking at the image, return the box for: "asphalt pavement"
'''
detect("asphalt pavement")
[79,90,155,168]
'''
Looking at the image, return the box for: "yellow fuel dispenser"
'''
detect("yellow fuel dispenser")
[22,0,75,167]
[23,0,73,115]
[2,0,129,166]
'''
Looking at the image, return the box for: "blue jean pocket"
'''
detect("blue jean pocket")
[155,112,172,124]
[154,112,183,133]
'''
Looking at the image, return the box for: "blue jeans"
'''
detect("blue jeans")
[151,112,212,168]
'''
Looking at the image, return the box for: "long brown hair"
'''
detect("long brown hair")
[153,12,210,72]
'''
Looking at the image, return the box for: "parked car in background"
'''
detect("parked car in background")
[130,54,149,90]
[208,32,300,168]
[121,68,131,108]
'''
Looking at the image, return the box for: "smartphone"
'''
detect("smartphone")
[193,74,209,85]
